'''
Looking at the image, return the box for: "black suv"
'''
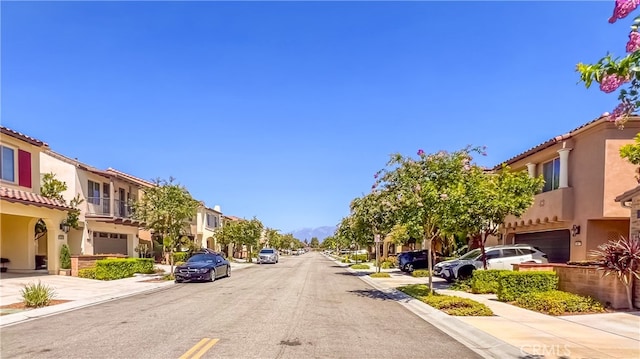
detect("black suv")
[397,250,428,272]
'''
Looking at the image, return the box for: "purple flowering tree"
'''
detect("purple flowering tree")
[577,0,640,127]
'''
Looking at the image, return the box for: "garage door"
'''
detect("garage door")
[93,232,128,255]
[515,230,570,264]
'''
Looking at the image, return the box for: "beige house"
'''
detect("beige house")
[500,116,640,262]
[192,204,223,251]
[40,151,150,257]
[0,127,71,273]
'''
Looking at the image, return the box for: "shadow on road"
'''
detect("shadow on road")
[347,288,411,302]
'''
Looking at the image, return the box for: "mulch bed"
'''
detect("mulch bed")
[0,300,72,315]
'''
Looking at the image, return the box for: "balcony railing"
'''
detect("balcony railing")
[86,197,134,219]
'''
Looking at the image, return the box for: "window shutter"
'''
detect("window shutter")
[18,150,32,188]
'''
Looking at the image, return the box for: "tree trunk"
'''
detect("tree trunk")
[426,236,433,294]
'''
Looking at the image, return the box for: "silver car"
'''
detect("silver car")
[257,248,279,264]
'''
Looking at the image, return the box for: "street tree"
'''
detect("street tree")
[310,237,320,248]
[577,0,640,127]
[39,172,83,239]
[132,178,200,273]
[456,165,543,269]
[374,147,483,293]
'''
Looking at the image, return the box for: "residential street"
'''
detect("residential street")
[0,252,480,359]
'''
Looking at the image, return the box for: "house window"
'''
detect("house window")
[542,158,560,192]
[206,213,218,228]
[0,146,15,182]
[88,180,101,204]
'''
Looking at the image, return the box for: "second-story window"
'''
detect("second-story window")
[542,157,560,192]
[0,146,15,182]
[88,180,101,204]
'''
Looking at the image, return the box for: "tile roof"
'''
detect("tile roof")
[493,115,639,170]
[106,168,155,187]
[615,185,640,203]
[0,186,71,211]
[44,150,112,179]
[0,126,48,147]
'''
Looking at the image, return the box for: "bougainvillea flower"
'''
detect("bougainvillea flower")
[417,149,425,156]
[627,31,640,52]
[609,0,640,23]
[599,74,628,93]
[609,100,635,125]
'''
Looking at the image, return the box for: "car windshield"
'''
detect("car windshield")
[260,249,275,254]
[458,249,481,260]
[187,254,215,263]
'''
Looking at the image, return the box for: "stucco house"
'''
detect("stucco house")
[0,127,71,273]
[40,151,151,257]
[192,203,223,251]
[499,115,640,263]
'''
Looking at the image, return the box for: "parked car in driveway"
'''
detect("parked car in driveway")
[397,250,428,273]
[433,244,549,282]
[257,248,279,264]
[174,252,230,283]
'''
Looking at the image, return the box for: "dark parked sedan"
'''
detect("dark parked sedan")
[174,253,230,283]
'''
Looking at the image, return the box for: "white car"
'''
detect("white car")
[433,244,549,282]
[257,248,279,264]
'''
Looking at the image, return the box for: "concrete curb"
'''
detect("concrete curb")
[325,254,524,359]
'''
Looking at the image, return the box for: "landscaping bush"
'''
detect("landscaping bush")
[172,252,189,263]
[398,285,493,316]
[369,272,390,278]
[95,258,154,280]
[21,281,56,308]
[412,269,431,277]
[380,261,392,269]
[515,290,605,316]
[471,269,508,294]
[351,254,368,262]
[59,244,71,270]
[78,268,97,279]
[350,264,370,270]
[377,256,397,268]
[497,271,558,302]
[449,278,472,292]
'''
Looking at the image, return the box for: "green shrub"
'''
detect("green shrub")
[78,268,97,279]
[398,285,492,316]
[350,264,370,269]
[412,269,431,277]
[377,256,397,268]
[450,278,472,292]
[471,270,508,294]
[95,258,155,280]
[174,261,185,267]
[164,274,175,281]
[497,271,558,302]
[172,252,189,263]
[351,254,368,262]
[341,258,351,263]
[515,290,605,316]
[59,244,71,270]
[369,272,390,278]
[21,281,56,308]
[381,261,392,269]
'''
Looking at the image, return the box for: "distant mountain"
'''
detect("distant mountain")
[290,226,336,242]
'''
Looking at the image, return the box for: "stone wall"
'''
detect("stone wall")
[71,254,127,277]
[515,263,640,309]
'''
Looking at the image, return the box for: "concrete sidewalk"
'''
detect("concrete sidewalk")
[329,255,640,359]
[0,261,254,328]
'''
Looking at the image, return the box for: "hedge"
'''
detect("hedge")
[471,270,509,294]
[515,290,605,316]
[172,252,189,263]
[95,258,155,280]
[497,271,558,302]
[78,268,97,279]
[412,269,431,277]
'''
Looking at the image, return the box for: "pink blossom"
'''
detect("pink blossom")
[373,173,378,179]
[608,100,635,125]
[599,74,628,93]
[609,0,640,23]
[628,31,640,52]
[417,149,425,156]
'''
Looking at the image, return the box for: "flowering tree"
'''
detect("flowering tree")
[577,0,640,127]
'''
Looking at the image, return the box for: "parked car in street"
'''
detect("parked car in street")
[258,248,279,264]
[397,250,428,272]
[434,244,549,282]
[174,252,230,283]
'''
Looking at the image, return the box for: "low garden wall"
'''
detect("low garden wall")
[513,263,640,309]
[71,254,127,277]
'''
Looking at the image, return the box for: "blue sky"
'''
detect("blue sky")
[1,1,624,233]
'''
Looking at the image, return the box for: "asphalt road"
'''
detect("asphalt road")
[0,252,480,359]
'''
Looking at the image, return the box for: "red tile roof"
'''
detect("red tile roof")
[493,115,639,170]
[106,168,155,187]
[0,186,71,211]
[0,126,48,147]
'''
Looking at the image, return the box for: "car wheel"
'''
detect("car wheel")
[226,266,231,278]
[209,270,216,282]
[407,263,414,272]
